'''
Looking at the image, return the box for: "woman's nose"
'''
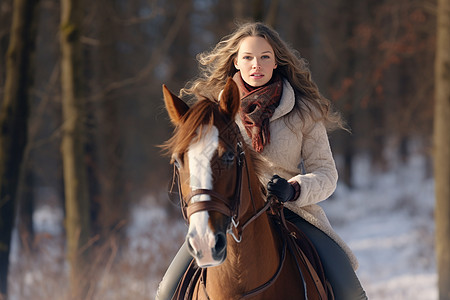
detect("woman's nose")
[252,59,261,69]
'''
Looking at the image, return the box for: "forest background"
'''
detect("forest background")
[0,0,448,299]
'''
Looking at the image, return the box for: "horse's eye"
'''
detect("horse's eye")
[221,151,235,164]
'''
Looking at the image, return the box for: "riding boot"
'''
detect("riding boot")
[156,242,192,300]
[284,208,368,300]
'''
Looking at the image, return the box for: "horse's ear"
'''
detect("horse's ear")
[219,77,240,119]
[162,84,189,125]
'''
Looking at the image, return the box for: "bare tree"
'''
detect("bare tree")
[0,0,39,297]
[84,0,127,240]
[59,0,92,297]
[434,0,450,298]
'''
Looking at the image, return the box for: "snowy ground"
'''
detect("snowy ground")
[322,154,436,299]
[9,153,437,299]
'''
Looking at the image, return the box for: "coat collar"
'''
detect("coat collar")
[270,79,295,122]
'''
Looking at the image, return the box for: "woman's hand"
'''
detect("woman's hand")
[267,175,296,203]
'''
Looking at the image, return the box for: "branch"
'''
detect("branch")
[88,0,192,102]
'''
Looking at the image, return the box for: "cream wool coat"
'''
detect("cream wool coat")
[230,79,359,270]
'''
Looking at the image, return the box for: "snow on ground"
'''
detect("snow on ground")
[9,153,437,299]
[321,154,437,299]
[125,198,187,295]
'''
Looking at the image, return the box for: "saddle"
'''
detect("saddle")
[172,208,334,300]
[278,212,335,300]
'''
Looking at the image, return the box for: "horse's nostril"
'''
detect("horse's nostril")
[187,238,194,253]
[214,232,227,254]
[186,237,202,258]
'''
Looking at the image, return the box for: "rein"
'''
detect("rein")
[240,214,288,299]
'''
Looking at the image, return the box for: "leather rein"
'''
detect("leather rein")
[170,129,288,298]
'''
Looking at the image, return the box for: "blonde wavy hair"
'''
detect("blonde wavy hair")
[180,22,345,130]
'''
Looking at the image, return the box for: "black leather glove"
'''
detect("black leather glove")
[267,174,295,203]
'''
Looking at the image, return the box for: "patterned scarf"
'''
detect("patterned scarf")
[232,71,283,153]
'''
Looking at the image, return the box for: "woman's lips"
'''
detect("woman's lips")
[251,73,264,78]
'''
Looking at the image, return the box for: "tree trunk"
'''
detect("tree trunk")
[0,0,39,297]
[252,0,264,22]
[265,0,280,28]
[337,0,358,188]
[17,170,34,251]
[88,0,126,239]
[232,0,244,22]
[60,0,92,298]
[434,0,450,299]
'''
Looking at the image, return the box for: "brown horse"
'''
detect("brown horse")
[162,78,330,300]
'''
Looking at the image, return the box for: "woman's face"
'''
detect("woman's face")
[234,36,277,87]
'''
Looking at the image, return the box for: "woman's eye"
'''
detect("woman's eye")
[262,55,270,59]
[243,56,252,60]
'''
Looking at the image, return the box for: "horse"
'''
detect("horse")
[162,78,331,300]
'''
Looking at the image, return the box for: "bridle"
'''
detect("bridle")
[183,139,245,231]
[168,123,291,299]
[170,125,272,243]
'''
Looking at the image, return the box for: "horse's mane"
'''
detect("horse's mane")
[162,99,267,182]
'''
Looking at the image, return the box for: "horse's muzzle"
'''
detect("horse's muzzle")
[186,230,227,267]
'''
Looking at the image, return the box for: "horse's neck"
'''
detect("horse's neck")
[207,208,279,298]
[206,167,280,297]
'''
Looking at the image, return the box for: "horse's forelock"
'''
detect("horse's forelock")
[165,99,218,156]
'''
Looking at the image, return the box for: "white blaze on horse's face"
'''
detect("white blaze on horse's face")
[186,126,221,267]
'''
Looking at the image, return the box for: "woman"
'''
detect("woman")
[157,22,367,300]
